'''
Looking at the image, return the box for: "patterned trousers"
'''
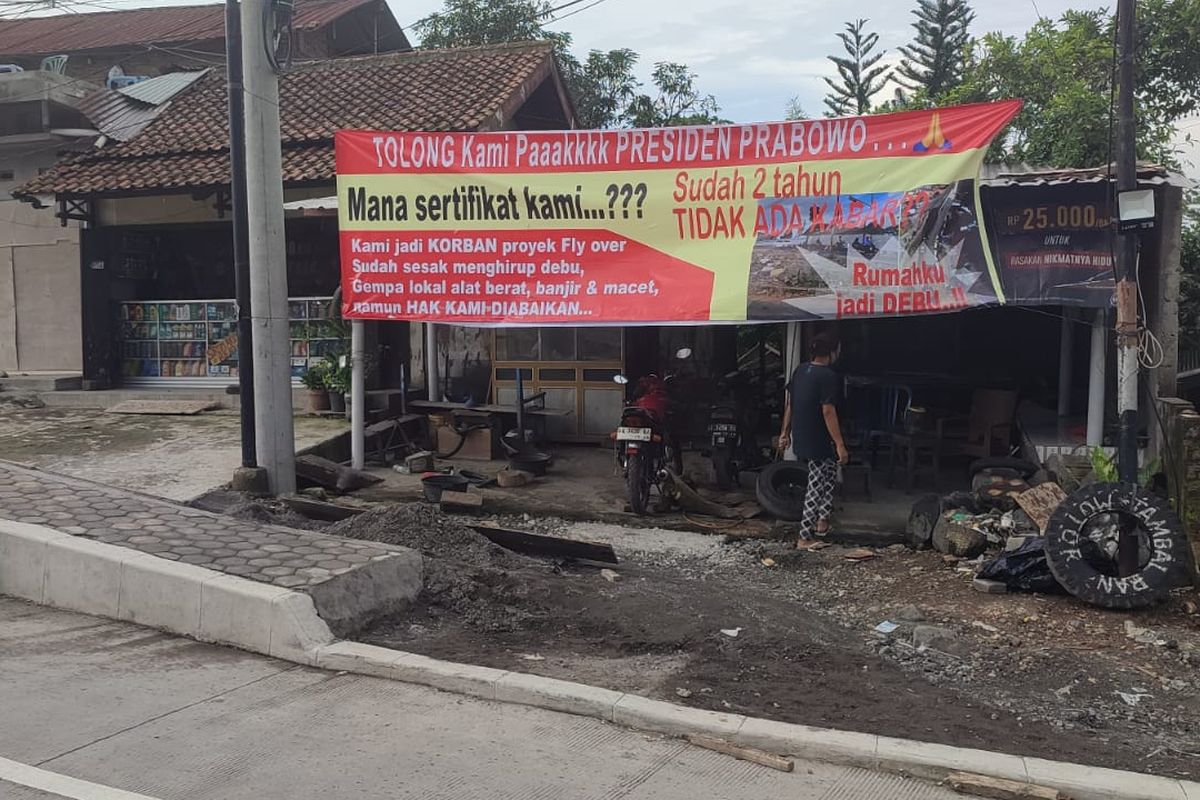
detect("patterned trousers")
[799,458,838,539]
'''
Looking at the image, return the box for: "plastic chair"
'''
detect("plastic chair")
[40,55,68,74]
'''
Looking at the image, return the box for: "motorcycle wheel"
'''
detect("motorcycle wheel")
[713,449,736,491]
[627,453,651,515]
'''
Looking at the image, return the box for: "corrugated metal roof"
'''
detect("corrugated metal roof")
[78,90,164,142]
[117,69,208,104]
[981,163,1193,188]
[0,0,374,57]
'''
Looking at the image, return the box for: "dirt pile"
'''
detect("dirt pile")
[225,499,323,531]
[330,504,551,632]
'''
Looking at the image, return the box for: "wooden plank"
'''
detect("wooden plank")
[295,454,383,493]
[469,524,618,564]
[946,772,1064,800]
[686,735,793,773]
[281,496,364,522]
[1015,482,1068,533]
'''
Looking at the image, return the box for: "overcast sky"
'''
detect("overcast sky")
[18,0,1200,174]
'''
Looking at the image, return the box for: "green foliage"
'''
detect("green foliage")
[300,363,328,391]
[895,0,975,100]
[783,96,807,120]
[1089,447,1161,486]
[322,353,351,395]
[943,2,1200,168]
[413,0,722,129]
[1182,192,1200,339]
[824,19,891,116]
[626,62,724,127]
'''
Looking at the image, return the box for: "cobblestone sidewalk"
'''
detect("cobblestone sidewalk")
[0,461,419,633]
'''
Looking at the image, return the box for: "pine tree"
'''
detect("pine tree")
[823,19,891,116]
[895,0,975,100]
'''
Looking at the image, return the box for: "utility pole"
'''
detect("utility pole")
[225,0,256,470]
[240,0,296,495]
[1114,0,1139,487]
[1114,0,1140,577]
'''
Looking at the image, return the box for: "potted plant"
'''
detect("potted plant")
[300,363,330,412]
[323,353,351,414]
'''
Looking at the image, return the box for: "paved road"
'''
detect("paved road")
[0,597,957,800]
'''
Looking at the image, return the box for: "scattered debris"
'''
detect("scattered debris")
[894,605,926,622]
[1115,689,1151,707]
[1014,482,1068,533]
[519,654,545,662]
[977,538,1064,595]
[760,557,777,567]
[972,578,1008,595]
[600,568,621,582]
[946,771,1064,800]
[686,734,794,773]
[720,627,742,638]
[933,517,989,558]
[396,450,436,474]
[874,621,900,635]
[496,468,532,488]
[295,454,382,493]
[675,687,693,698]
[843,547,876,561]
[440,490,485,514]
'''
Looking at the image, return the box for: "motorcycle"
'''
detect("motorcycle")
[706,369,762,490]
[611,349,690,515]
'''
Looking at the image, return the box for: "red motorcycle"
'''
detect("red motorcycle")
[611,350,689,515]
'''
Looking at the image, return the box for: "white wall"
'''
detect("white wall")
[0,144,83,373]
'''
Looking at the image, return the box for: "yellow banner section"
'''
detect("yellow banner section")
[337,149,985,319]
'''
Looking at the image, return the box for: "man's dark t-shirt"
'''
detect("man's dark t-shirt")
[789,363,840,461]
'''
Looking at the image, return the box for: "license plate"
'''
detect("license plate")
[712,435,728,445]
[708,423,737,433]
[617,426,652,441]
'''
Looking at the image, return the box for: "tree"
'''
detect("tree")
[627,62,723,127]
[413,0,563,49]
[413,0,722,129]
[1182,194,1200,343]
[823,19,891,116]
[943,2,1200,168]
[783,96,807,120]
[895,0,975,100]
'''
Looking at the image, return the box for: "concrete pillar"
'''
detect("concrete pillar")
[241,0,294,495]
[1058,309,1074,417]
[1087,309,1107,447]
[350,320,365,471]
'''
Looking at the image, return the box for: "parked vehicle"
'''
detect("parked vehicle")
[706,369,765,490]
[611,350,690,515]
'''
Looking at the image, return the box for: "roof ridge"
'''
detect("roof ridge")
[292,40,556,71]
[0,0,360,23]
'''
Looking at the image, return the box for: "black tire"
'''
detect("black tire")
[968,457,1038,479]
[1044,482,1194,609]
[713,448,736,490]
[627,453,651,516]
[755,461,808,520]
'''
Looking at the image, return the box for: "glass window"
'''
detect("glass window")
[579,327,622,361]
[541,327,577,361]
[496,328,539,361]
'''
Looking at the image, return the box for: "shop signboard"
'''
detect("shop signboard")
[981,182,1115,307]
[335,100,1024,324]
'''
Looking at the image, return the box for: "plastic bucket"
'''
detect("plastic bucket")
[421,473,470,502]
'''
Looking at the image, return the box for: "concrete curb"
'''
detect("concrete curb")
[2,517,1196,800]
[0,518,334,662]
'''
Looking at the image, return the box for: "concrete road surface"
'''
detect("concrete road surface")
[0,597,957,800]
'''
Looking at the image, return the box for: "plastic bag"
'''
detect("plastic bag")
[977,537,1066,594]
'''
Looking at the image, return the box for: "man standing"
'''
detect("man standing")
[778,332,848,547]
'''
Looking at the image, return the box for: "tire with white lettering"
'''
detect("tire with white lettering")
[755,461,808,521]
[1044,483,1193,609]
